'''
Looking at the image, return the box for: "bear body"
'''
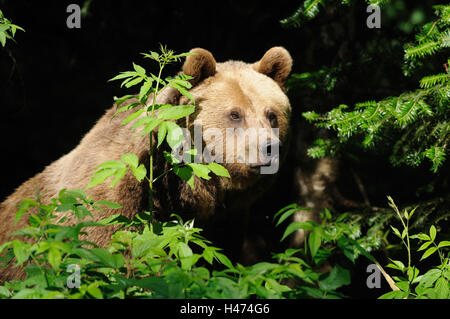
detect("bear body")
[0,47,293,280]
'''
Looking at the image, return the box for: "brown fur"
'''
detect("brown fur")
[252,47,292,91]
[0,47,293,281]
[183,48,216,85]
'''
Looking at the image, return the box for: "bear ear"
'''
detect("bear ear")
[252,47,293,90]
[182,48,216,85]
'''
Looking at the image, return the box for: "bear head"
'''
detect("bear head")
[166,47,293,190]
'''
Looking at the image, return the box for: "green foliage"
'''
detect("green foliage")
[280,0,389,28]
[379,197,450,299]
[87,154,147,189]
[0,191,241,299]
[302,5,450,173]
[3,193,446,300]
[272,205,382,298]
[0,9,24,47]
[90,46,229,196]
[0,195,377,299]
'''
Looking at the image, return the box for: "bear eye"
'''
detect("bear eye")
[230,111,241,121]
[268,112,277,127]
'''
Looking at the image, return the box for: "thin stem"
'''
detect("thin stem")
[148,62,164,215]
[153,163,188,184]
[390,198,411,269]
[405,218,411,269]
[152,167,174,184]
[398,214,411,269]
[30,254,50,287]
[433,242,445,266]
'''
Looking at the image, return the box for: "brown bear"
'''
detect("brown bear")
[0,47,293,281]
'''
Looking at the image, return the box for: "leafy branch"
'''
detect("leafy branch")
[0,9,24,47]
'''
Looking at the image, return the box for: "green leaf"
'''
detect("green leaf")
[318,265,351,291]
[110,167,128,187]
[207,162,230,178]
[407,267,419,282]
[157,121,168,147]
[95,160,126,170]
[124,76,143,88]
[112,102,141,120]
[173,165,194,189]
[87,168,116,189]
[387,259,405,271]
[15,198,38,225]
[265,278,291,294]
[13,241,31,265]
[187,163,211,180]
[87,283,103,299]
[337,237,356,263]
[163,151,181,165]
[172,53,196,60]
[0,32,7,47]
[281,221,315,241]
[0,286,11,298]
[0,242,12,255]
[421,247,438,260]
[168,82,195,103]
[113,95,137,108]
[157,105,195,120]
[413,233,431,241]
[96,214,132,227]
[438,241,450,248]
[121,109,144,125]
[148,51,159,60]
[131,277,169,296]
[390,226,402,238]
[177,242,193,258]
[401,228,407,239]
[109,72,135,82]
[309,228,322,258]
[131,164,147,182]
[96,200,122,209]
[63,189,87,199]
[395,281,410,292]
[132,116,162,135]
[418,241,433,251]
[133,63,146,76]
[435,277,449,299]
[214,252,234,269]
[275,209,297,227]
[408,206,417,219]
[418,268,441,288]
[139,80,153,102]
[90,248,125,268]
[273,203,299,221]
[165,121,184,149]
[429,225,437,241]
[48,247,62,270]
[121,153,139,168]
[202,247,215,264]
[177,242,195,270]
[378,290,409,299]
